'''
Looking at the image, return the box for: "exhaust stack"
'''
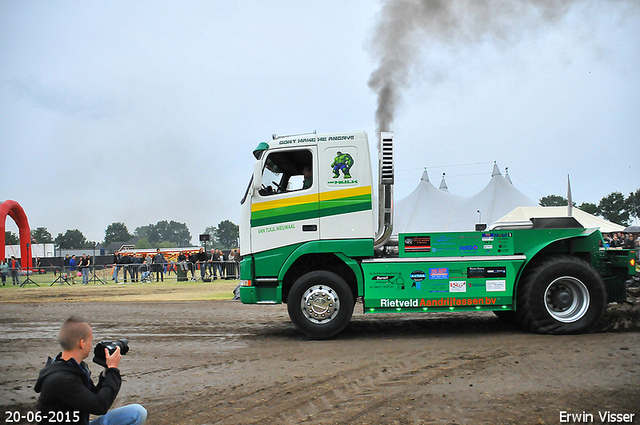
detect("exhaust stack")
[374,131,394,249]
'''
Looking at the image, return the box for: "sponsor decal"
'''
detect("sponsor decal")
[486,267,507,277]
[410,270,426,290]
[467,266,507,278]
[436,235,454,242]
[380,297,497,308]
[486,280,506,292]
[327,150,357,185]
[372,275,396,281]
[327,179,358,185]
[482,232,513,238]
[449,280,467,293]
[410,271,426,281]
[429,268,449,280]
[459,245,478,252]
[404,236,431,252]
[370,274,404,289]
[277,134,355,145]
[257,224,295,234]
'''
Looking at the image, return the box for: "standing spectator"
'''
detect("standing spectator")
[86,255,93,281]
[112,251,121,283]
[1,259,8,285]
[220,250,228,279]
[215,249,224,279]
[197,248,207,280]
[227,250,235,278]
[68,255,77,285]
[228,249,239,279]
[153,249,165,282]
[120,254,132,284]
[78,254,90,285]
[187,251,197,280]
[63,254,71,280]
[624,234,636,249]
[10,256,21,285]
[210,249,218,280]
[208,249,216,279]
[131,254,141,283]
[609,234,620,248]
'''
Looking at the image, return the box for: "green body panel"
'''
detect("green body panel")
[361,258,523,312]
[398,228,601,311]
[399,228,599,259]
[239,285,282,304]
[278,239,371,292]
[252,243,302,278]
[240,239,373,303]
[241,226,633,309]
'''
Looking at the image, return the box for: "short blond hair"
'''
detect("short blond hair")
[58,316,91,351]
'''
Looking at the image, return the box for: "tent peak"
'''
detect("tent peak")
[491,161,501,177]
[421,168,430,182]
[505,167,512,184]
[439,173,449,192]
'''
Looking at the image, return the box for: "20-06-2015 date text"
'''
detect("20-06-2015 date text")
[5,410,80,423]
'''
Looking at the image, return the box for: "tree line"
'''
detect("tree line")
[539,188,639,226]
[5,220,239,250]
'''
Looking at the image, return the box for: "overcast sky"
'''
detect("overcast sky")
[1,0,639,244]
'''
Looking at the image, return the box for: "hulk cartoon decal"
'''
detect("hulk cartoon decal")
[331,151,354,179]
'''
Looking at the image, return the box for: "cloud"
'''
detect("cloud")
[8,78,116,120]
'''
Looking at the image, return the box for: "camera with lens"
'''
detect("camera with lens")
[93,339,129,368]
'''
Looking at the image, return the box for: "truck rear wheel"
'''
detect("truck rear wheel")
[287,271,354,339]
[516,255,606,334]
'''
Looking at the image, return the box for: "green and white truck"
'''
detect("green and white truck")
[239,131,636,339]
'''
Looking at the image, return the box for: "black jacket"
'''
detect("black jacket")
[34,353,121,425]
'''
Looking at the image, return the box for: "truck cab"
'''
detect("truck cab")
[239,131,376,305]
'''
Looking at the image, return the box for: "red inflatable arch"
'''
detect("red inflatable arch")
[0,200,33,269]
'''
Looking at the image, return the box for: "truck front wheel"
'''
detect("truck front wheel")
[516,256,606,334]
[287,271,354,339]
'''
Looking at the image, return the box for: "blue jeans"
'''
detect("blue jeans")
[82,268,90,285]
[89,404,147,425]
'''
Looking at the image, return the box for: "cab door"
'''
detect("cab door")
[250,147,319,254]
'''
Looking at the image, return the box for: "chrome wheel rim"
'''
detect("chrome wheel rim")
[544,276,590,323]
[301,285,340,324]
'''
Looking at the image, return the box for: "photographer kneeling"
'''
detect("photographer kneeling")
[35,316,147,425]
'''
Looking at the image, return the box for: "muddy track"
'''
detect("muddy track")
[1,301,638,424]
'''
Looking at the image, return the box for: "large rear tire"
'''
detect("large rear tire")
[516,255,606,334]
[287,271,354,339]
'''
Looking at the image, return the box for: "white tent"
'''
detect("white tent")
[394,163,537,234]
[494,206,625,233]
[394,170,464,233]
[445,163,538,231]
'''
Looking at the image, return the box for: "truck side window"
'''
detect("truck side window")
[259,150,313,196]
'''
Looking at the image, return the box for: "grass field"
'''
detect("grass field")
[0,274,239,303]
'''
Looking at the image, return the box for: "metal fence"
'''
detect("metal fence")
[1,261,239,287]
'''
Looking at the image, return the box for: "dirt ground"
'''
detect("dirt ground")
[1,300,639,425]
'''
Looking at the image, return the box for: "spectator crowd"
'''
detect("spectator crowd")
[604,232,638,250]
